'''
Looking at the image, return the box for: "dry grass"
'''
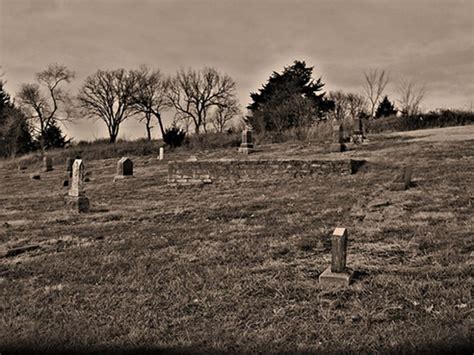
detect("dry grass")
[1,126,473,354]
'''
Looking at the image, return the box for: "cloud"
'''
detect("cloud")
[1,0,473,140]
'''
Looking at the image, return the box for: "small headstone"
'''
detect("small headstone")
[238,128,254,154]
[187,155,198,162]
[43,156,53,172]
[114,157,133,181]
[319,227,354,287]
[390,165,413,191]
[29,173,41,180]
[63,179,69,187]
[18,161,27,171]
[65,159,89,212]
[159,147,164,161]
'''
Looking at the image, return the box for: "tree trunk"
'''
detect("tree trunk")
[145,113,152,141]
[154,112,165,139]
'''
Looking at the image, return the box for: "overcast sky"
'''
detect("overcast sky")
[1,0,473,141]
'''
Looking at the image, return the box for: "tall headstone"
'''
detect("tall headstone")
[159,147,164,161]
[390,165,413,191]
[114,157,133,181]
[319,228,353,287]
[238,128,254,154]
[43,156,53,172]
[69,160,85,197]
[65,159,89,212]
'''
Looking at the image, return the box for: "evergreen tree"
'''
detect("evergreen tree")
[375,95,397,118]
[0,81,34,157]
[37,121,69,149]
[247,60,333,134]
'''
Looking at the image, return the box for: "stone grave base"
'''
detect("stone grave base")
[113,175,134,182]
[389,182,409,191]
[64,195,90,213]
[319,266,353,287]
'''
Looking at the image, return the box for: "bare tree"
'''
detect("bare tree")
[78,69,138,143]
[167,67,239,135]
[17,63,75,151]
[346,92,367,120]
[210,96,241,132]
[327,91,349,121]
[131,65,169,140]
[363,69,389,118]
[397,79,426,116]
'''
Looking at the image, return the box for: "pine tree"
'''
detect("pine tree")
[247,60,333,134]
[375,96,397,118]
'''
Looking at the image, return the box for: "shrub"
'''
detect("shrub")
[163,126,186,148]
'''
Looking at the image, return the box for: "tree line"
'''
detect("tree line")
[1,61,428,158]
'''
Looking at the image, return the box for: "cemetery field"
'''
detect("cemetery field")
[1,126,473,353]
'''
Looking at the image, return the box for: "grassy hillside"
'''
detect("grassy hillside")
[1,126,473,353]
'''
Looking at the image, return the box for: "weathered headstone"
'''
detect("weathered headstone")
[238,128,254,154]
[43,156,53,172]
[319,228,353,287]
[65,159,89,212]
[159,147,164,161]
[390,165,413,191]
[114,157,133,181]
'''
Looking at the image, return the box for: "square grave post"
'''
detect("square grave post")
[319,227,354,287]
[159,147,164,161]
[114,157,133,181]
[43,156,53,172]
[238,128,254,154]
[65,159,89,212]
[390,165,413,191]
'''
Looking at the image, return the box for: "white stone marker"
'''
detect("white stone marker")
[159,147,164,160]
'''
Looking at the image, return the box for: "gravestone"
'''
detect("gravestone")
[43,156,53,172]
[65,159,89,212]
[330,125,346,152]
[390,165,413,191]
[319,228,353,287]
[159,147,164,161]
[352,118,364,144]
[114,157,133,181]
[238,128,254,154]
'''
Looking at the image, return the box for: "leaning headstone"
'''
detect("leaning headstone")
[238,128,254,154]
[390,165,413,191]
[114,157,134,181]
[319,228,354,287]
[43,156,53,172]
[158,147,164,161]
[65,159,89,212]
